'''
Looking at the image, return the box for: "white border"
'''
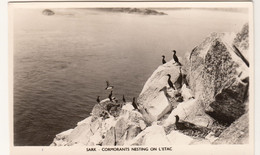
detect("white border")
[1,1,258,155]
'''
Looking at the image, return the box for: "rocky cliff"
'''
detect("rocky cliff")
[51,24,249,146]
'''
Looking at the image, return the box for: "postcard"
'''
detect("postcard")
[9,1,254,155]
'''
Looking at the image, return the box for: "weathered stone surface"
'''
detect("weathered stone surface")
[146,91,172,121]
[233,23,249,61]
[126,125,142,141]
[180,84,194,101]
[138,60,180,122]
[50,129,73,146]
[139,120,147,130]
[167,130,194,145]
[103,127,116,146]
[66,123,93,145]
[142,125,171,145]
[114,117,128,145]
[126,124,171,146]
[188,32,249,123]
[88,128,103,146]
[213,112,249,144]
[163,99,214,128]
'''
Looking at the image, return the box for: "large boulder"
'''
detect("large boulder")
[163,98,214,128]
[138,60,181,122]
[50,129,73,146]
[188,32,249,123]
[125,124,171,146]
[213,111,249,144]
[167,130,195,145]
[103,127,116,146]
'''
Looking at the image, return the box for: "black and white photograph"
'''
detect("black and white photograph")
[9,1,254,154]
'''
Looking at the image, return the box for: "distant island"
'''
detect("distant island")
[42,9,55,16]
[98,8,167,15]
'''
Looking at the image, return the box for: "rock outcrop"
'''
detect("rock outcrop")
[188,30,249,124]
[98,8,167,15]
[42,9,55,16]
[51,24,250,146]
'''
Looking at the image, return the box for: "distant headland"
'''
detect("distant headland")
[97,8,167,15]
[42,9,55,16]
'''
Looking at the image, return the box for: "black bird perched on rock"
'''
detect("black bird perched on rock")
[132,97,138,110]
[96,96,100,103]
[175,115,195,130]
[108,91,113,101]
[174,115,210,138]
[172,50,182,66]
[166,74,176,90]
[122,95,126,103]
[162,55,166,64]
[105,81,114,90]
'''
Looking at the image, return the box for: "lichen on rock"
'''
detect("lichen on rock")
[188,30,249,124]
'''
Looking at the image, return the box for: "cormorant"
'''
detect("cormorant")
[105,81,114,90]
[166,74,176,90]
[122,95,126,103]
[162,55,166,64]
[174,115,210,138]
[108,91,113,101]
[175,115,196,130]
[172,50,182,66]
[132,97,138,110]
[96,96,100,103]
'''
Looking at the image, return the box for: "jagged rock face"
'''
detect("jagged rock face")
[103,127,116,146]
[126,124,171,146]
[126,125,142,141]
[51,102,145,146]
[188,32,249,123]
[102,107,145,146]
[213,111,249,144]
[162,99,214,128]
[233,24,249,61]
[138,60,182,122]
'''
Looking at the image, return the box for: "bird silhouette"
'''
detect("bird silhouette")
[174,115,210,138]
[166,74,176,90]
[96,96,100,103]
[175,115,195,130]
[108,91,113,101]
[105,81,114,90]
[172,50,182,66]
[162,55,166,64]
[132,97,138,110]
[122,95,126,103]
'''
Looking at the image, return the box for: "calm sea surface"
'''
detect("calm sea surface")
[13,8,248,145]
